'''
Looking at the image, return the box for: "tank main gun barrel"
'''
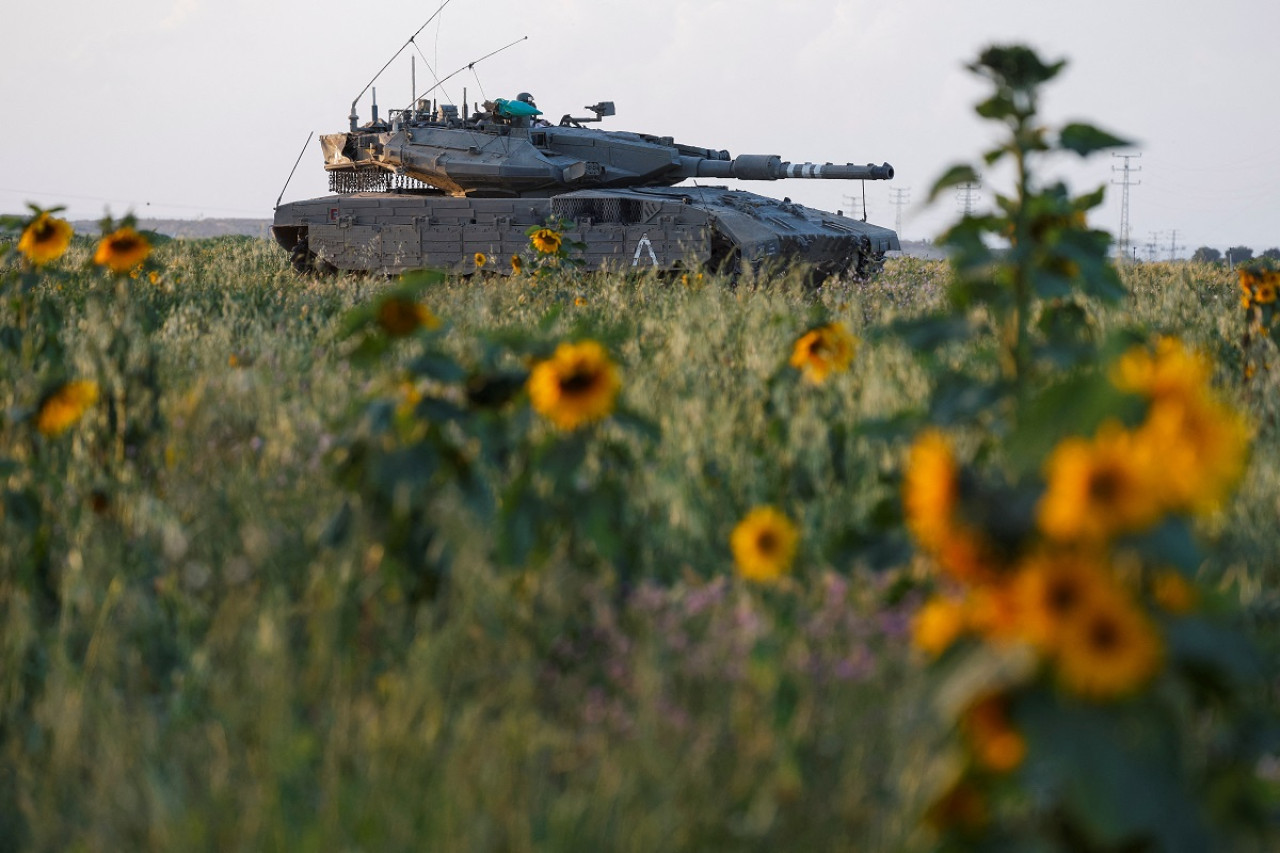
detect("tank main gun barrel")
[679,154,893,182]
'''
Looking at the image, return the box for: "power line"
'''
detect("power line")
[889,187,911,240]
[955,178,981,216]
[1112,152,1142,262]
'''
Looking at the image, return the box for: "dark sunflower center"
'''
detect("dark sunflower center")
[112,235,141,252]
[756,530,779,555]
[1087,614,1121,653]
[1087,467,1123,504]
[559,369,597,395]
[1046,578,1080,616]
[34,222,56,241]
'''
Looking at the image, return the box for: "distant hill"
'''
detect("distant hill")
[70,218,273,240]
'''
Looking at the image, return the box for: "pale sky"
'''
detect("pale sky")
[4,0,1277,256]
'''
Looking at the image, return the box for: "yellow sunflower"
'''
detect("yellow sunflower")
[730,506,800,583]
[1012,549,1112,651]
[962,694,1026,773]
[903,430,958,553]
[1111,337,1211,405]
[1054,583,1163,700]
[911,595,967,657]
[36,380,100,437]
[1037,422,1163,542]
[511,254,524,275]
[789,322,858,384]
[93,226,151,273]
[903,431,995,585]
[17,213,73,265]
[527,340,620,430]
[1138,391,1248,513]
[376,297,440,337]
[474,252,487,268]
[531,228,563,255]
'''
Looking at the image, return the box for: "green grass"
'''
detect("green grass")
[1,240,1276,851]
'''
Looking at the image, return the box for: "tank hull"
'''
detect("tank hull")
[272,187,899,279]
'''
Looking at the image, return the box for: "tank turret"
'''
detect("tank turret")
[319,104,895,198]
[276,95,901,282]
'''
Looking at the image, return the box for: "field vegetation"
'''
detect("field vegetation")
[2,45,1279,852]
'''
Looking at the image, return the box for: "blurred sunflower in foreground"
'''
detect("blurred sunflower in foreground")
[36,380,99,437]
[94,226,151,273]
[789,322,857,385]
[18,212,73,266]
[527,340,620,430]
[730,506,799,583]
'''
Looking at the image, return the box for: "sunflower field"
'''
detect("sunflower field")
[1,45,1279,852]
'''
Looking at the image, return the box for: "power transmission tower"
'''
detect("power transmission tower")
[1166,229,1186,261]
[956,179,982,216]
[1112,153,1142,262]
[842,193,867,222]
[889,187,911,239]
[1146,231,1162,262]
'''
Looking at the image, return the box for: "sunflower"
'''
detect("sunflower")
[93,226,151,273]
[36,380,100,437]
[962,694,1026,773]
[903,431,994,585]
[531,227,563,255]
[474,252,487,268]
[376,297,440,337]
[511,254,524,275]
[17,213,73,265]
[1111,337,1211,405]
[730,506,799,582]
[527,340,620,430]
[1054,583,1162,700]
[1013,549,1112,650]
[789,322,858,384]
[1137,391,1248,513]
[911,595,967,657]
[1037,422,1163,542]
[903,430,958,554]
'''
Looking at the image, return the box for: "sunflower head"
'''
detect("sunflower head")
[474,252,487,269]
[903,430,959,552]
[1013,549,1111,650]
[1054,583,1163,700]
[376,297,440,337]
[511,254,524,275]
[730,506,799,583]
[1037,422,1163,542]
[531,227,563,255]
[93,226,151,274]
[18,213,74,266]
[527,340,620,430]
[789,322,858,384]
[36,380,100,437]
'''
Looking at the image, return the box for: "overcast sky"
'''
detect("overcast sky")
[4,0,1277,256]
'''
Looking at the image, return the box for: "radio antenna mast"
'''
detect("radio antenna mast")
[350,0,457,130]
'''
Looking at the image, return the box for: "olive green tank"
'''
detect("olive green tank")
[273,94,899,281]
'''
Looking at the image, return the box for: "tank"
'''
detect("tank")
[272,94,900,281]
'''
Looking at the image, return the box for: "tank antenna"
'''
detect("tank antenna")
[407,36,528,110]
[350,0,458,130]
[275,131,314,210]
